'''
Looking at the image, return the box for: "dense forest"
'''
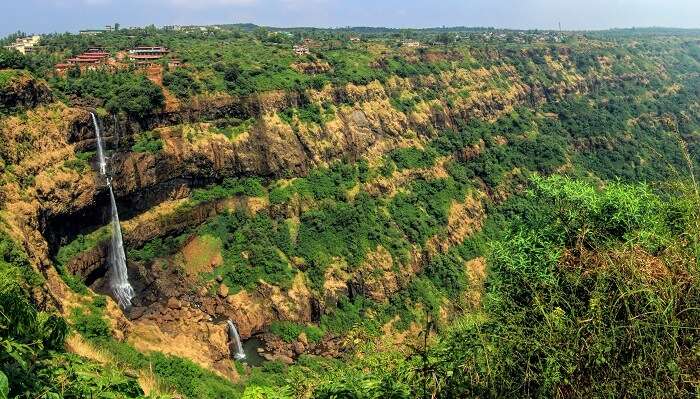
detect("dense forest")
[0,24,699,398]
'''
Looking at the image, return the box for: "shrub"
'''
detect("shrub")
[131,131,164,153]
[192,177,266,203]
[270,321,325,344]
[163,68,201,99]
[390,147,438,170]
[149,352,240,398]
[70,307,110,340]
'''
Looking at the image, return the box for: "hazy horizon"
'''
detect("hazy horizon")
[2,0,700,37]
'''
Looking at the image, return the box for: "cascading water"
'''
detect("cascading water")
[227,320,246,360]
[91,113,135,309]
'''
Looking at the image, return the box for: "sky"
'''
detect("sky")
[1,0,700,37]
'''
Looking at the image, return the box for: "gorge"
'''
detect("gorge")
[0,25,699,398]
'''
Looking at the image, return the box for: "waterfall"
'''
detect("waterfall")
[91,113,134,309]
[92,113,107,176]
[227,320,246,360]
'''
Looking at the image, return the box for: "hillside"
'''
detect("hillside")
[0,26,699,398]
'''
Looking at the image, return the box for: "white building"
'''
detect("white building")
[4,35,41,54]
[293,44,310,56]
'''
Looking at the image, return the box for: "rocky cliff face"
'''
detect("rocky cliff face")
[0,70,52,111]
[39,66,545,247]
[0,54,657,378]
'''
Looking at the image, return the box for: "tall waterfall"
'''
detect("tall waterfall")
[227,320,246,360]
[91,113,134,309]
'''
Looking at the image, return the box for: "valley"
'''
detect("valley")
[0,25,699,398]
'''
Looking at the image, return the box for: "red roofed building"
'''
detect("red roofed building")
[128,46,170,61]
[55,48,111,75]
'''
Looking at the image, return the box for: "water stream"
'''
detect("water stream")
[91,113,134,309]
[227,320,246,360]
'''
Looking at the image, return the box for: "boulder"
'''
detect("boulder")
[217,283,229,298]
[293,341,305,355]
[274,355,294,365]
[167,297,182,309]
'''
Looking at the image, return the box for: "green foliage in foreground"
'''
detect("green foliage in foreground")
[305,175,700,398]
[0,225,144,398]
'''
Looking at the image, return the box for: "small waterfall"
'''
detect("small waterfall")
[91,113,134,309]
[227,320,246,360]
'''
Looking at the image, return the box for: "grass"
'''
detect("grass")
[55,226,111,267]
[0,69,22,88]
[181,234,223,275]
[269,321,325,344]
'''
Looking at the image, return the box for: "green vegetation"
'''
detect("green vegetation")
[131,130,164,153]
[50,69,164,118]
[275,175,700,398]
[0,69,21,88]
[389,146,437,170]
[62,151,95,172]
[69,296,110,340]
[270,321,325,344]
[191,177,266,204]
[163,68,201,99]
[4,24,700,398]
[55,226,110,267]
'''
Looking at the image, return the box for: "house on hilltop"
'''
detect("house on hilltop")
[128,46,170,61]
[293,44,310,56]
[55,47,111,75]
[4,35,41,54]
[402,40,421,48]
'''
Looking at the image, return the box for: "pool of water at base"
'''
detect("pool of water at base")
[238,337,266,367]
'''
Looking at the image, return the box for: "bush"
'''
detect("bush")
[192,177,266,203]
[70,306,110,340]
[131,131,163,153]
[390,147,438,170]
[163,68,201,99]
[149,352,240,398]
[62,151,94,172]
[270,321,325,344]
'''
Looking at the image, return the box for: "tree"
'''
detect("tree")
[0,48,26,69]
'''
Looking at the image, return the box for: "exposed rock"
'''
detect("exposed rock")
[298,332,308,346]
[167,297,182,309]
[217,283,229,298]
[359,245,400,302]
[127,304,236,380]
[0,70,52,111]
[275,355,294,365]
[128,306,147,320]
[293,341,305,355]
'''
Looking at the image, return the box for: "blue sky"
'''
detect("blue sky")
[2,0,699,37]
